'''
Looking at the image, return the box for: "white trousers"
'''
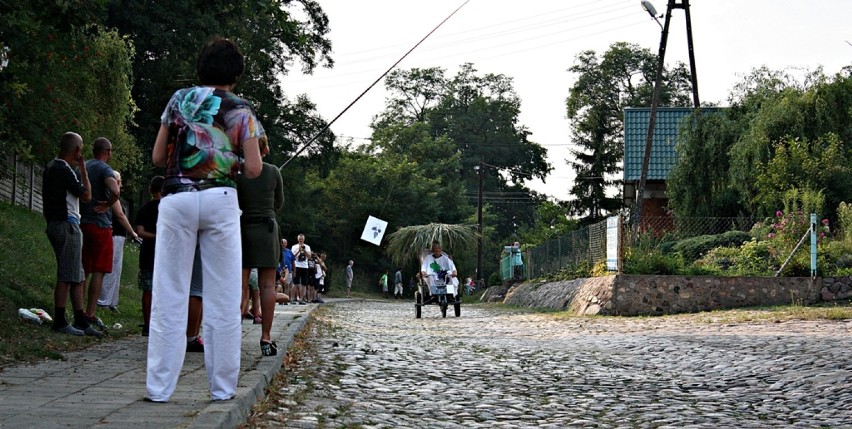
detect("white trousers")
[97,235,125,308]
[146,188,242,402]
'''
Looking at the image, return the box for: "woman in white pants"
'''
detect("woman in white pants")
[145,37,263,403]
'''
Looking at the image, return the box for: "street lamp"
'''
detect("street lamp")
[641,1,663,29]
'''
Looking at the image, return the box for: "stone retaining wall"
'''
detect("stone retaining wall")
[821,276,852,301]
[501,275,828,316]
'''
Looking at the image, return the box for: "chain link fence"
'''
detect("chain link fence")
[510,216,761,281]
[632,216,760,244]
[504,218,609,281]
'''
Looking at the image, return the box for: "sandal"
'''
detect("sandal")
[260,340,277,357]
[253,316,262,325]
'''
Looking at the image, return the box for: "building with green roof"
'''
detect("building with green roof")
[623,107,719,217]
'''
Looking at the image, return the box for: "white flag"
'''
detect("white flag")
[360,216,388,246]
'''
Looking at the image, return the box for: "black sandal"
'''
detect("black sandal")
[260,340,277,357]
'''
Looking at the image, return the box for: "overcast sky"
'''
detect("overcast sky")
[281,0,852,201]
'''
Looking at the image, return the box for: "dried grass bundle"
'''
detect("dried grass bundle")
[385,223,479,266]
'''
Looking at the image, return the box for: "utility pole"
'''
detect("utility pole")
[682,0,700,109]
[476,157,483,281]
[633,0,700,237]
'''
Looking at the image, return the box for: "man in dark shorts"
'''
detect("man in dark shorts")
[291,234,311,305]
[80,137,120,333]
[42,132,100,336]
[135,176,164,336]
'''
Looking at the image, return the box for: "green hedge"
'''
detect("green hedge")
[665,231,752,261]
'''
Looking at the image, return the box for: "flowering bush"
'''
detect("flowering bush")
[765,210,829,252]
[684,211,831,277]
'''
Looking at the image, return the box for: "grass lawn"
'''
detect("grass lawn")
[0,202,144,367]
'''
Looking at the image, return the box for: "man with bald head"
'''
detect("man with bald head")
[80,137,120,335]
[42,132,94,335]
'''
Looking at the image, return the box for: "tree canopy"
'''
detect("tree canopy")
[373,64,551,241]
[565,42,693,223]
[667,67,852,222]
[103,0,335,170]
[0,1,138,172]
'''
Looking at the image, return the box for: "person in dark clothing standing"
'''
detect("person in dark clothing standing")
[42,132,94,336]
[394,268,403,299]
[135,176,165,336]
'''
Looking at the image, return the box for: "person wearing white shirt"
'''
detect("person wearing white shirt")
[290,234,311,305]
[420,242,457,296]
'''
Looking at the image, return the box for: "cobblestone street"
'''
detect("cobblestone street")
[252,300,852,428]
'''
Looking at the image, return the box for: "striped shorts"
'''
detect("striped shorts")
[46,221,85,284]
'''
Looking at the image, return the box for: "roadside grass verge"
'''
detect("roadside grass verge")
[0,202,144,367]
[544,300,852,324]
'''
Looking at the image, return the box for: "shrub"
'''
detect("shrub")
[691,246,741,275]
[488,271,502,287]
[749,220,773,240]
[670,230,752,261]
[836,254,852,269]
[777,253,811,277]
[832,267,852,277]
[737,239,775,276]
[680,264,723,276]
[820,240,852,276]
[688,239,777,277]
[838,201,852,243]
[623,247,684,275]
[589,261,609,277]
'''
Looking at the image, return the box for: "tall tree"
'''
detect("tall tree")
[565,42,692,223]
[667,112,743,217]
[668,66,852,221]
[370,120,468,223]
[728,67,852,216]
[374,64,550,242]
[104,0,334,165]
[0,1,138,171]
[516,200,579,246]
[301,147,448,276]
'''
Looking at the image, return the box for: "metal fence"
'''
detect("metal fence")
[512,218,609,281]
[0,154,43,213]
[632,216,759,243]
[512,215,761,281]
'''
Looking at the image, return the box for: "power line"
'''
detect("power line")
[334,134,579,147]
[279,0,471,168]
[298,1,631,65]
[407,6,635,55]
[480,161,541,180]
[284,2,642,90]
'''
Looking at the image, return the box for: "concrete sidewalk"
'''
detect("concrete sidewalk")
[0,300,327,428]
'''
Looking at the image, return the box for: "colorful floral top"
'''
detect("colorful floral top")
[160,86,263,192]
